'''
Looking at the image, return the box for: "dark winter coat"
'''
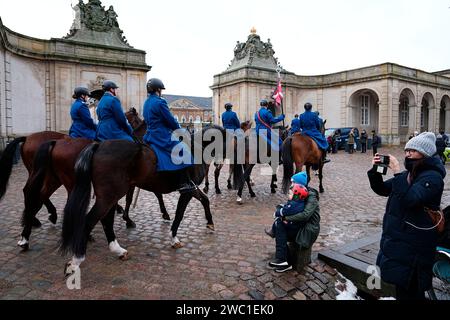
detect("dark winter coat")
[367,157,446,291]
[284,188,321,249]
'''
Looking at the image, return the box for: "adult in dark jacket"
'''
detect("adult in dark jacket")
[371,130,380,156]
[435,134,446,164]
[69,87,97,140]
[360,129,368,153]
[221,103,241,130]
[143,78,194,193]
[367,132,446,300]
[265,172,320,273]
[96,80,134,142]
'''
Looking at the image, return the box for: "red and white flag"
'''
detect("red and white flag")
[272,79,283,106]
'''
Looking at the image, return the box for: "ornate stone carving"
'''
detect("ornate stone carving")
[228,31,282,71]
[64,0,131,48]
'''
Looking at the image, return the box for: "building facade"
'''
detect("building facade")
[164,95,213,125]
[0,0,150,147]
[211,30,450,145]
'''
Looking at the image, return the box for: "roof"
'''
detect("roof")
[163,94,212,110]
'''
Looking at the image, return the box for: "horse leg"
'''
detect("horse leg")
[246,175,256,198]
[306,165,312,185]
[214,163,223,194]
[203,163,210,194]
[101,207,128,260]
[318,162,324,193]
[270,174,277,194]
[116,204,124,215]
[122,187,136,229]
[44,199,58,225]
[169,192,193,249]
[193,188,215,231]
[237,164,254,204]
[227,164,233,190]
[156,193,171,221]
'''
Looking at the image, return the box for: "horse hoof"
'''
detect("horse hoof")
[237,197,243,205]
[320,188,325,193]
[119,252,129,261]
[116,206,124,215]
[271,189,276,194]
[227,184,232,190]
[126,221,136,229]
[32,218,42,228]
[19,243,29,252]
[48,215,57,225]
[172,242,184,249]
[215,189,222,195]
[162,213,171,221]
[250,193,256,198]
[203,187,209,194]
[206,224,215,232]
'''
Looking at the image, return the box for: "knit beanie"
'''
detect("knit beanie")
[291,171,308,186]
[404,132,436,157]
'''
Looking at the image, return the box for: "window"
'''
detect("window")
[400,99,409,127]
[174,115,179,122]
[189,116,194,123]
[361,95,369,126]
[181,115,186,123]
[195,116,201,123]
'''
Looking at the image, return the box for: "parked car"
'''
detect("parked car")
[325,127,353,150]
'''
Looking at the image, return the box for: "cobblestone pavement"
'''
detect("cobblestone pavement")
[0,146,448,300]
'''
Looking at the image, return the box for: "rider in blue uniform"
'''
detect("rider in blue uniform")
[69,87,97,140]
[290,114,301,135]
[299,103,330,164]
[143,78,195,194]
[221,103,241,130]
[96,80,134,142]
[255,99,285,157]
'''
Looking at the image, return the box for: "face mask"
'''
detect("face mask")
[404,157,419,171]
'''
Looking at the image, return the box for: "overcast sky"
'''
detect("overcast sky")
[1,0,450,97]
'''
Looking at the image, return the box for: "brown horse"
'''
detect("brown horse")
[203,120,252,194]
[0,131,68,226]
[61,125,225,275]
[16,109,171,250]
[232,125,290,203]
[281,133,325,194]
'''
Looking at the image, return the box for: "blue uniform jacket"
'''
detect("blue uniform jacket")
[222,110,241,130]
[96,92,133,142]
[299,110,328,150]
[69,99,97,140]
[255,107,285,151]
[290,118,301,135]
[143,93,193,172]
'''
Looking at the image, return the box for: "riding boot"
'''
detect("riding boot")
[177,169,196,194]
[322,150,331,164]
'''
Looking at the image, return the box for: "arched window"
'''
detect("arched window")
[361,95,370,126]
[400,98,409,127]
[189,116,194,123]
[181,115,186,123]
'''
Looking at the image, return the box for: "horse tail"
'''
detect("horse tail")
[0,137,26,200]
[22,140,56,226]
[61,143,99,257]
[282,136,294,194]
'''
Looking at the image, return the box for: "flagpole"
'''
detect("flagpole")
[276,64,285,128]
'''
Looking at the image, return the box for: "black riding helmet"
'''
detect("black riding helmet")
[225,103,233,110]
[260,99,268,107]
[73,87,90,99]
[304,102,313,111]
[147,78,166,93]
[102,80,119,92]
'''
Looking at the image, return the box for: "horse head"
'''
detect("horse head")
[241,120,252,132]
[125,108,146,140]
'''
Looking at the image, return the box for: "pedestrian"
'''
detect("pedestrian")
[265,171,320,273]
[360,129,368,153]
[435,134,446,164]
[332,130,340,154]
[440,130,449,146]
[371,130,380,156]
[367,132,446,300]
[69,87,97,140]
[347,128,355,154]
[96,80,134,142]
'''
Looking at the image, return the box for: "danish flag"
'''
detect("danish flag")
[272,79,283,106]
